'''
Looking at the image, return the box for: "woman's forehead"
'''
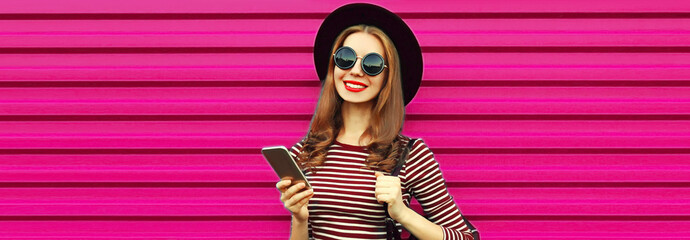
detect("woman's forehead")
[342,32,385,56]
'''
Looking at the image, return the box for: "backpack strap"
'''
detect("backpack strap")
[384,138,416,240]
[391,138,416,177]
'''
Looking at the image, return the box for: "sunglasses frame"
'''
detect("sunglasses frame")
[333,46,388,76]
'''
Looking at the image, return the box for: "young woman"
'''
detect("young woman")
[275,3,475,240]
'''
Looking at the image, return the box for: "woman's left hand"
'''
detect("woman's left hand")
[374,171,408,221]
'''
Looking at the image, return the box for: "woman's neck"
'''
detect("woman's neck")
[337,101,373,146]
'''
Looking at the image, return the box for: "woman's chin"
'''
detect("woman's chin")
[341,98,376,106]
[338,94,368,103]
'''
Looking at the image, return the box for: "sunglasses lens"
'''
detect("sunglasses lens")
[334,47,356,69]
[362,54,385,76]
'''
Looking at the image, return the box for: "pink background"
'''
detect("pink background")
[1,0,689,239]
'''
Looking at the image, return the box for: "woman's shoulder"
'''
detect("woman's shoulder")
[397,133,428,151]
[398,134,435,165]
[401,136,442,185]
[396,133,412,145]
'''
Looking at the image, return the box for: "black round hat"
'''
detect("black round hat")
[313,3,423,106]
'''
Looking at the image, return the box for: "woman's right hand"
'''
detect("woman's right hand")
[277,179,314,223]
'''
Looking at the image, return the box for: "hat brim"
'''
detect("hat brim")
[313,3,422,106]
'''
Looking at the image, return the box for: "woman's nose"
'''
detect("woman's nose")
[349,58,365,76]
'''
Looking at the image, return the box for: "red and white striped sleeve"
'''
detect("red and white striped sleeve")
[404,139,475,240]
[288,139,305,160]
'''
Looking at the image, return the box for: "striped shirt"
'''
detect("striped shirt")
[288,135,474,240]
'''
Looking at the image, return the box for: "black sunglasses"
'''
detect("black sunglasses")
[333,46,387,76]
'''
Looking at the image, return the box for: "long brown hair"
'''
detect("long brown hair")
[297,24,406,173]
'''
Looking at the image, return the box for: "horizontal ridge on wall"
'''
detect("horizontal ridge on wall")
[0,215,689,221]
[1,0,689,13]
[4,46,690,54]
[1,148,689,154]
[0,182,688,187]
[2,114,690,121]
[2,153,689,165]
[3,19,689,48]
[2,13,690,20]
[2,80,690,87]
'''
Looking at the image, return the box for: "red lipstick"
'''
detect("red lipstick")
[343,80,368,92]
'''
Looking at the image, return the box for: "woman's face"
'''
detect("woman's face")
[334,32,386,105]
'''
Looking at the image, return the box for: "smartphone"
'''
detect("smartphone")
[261,146,312,189]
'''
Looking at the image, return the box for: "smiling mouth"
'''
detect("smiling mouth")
[343,80,368,92]
[345,82,366,89]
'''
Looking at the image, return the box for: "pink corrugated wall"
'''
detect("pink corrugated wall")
[1,0,689,239]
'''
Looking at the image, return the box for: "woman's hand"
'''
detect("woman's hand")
[277,179,314,223]
[374,172,408,221]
